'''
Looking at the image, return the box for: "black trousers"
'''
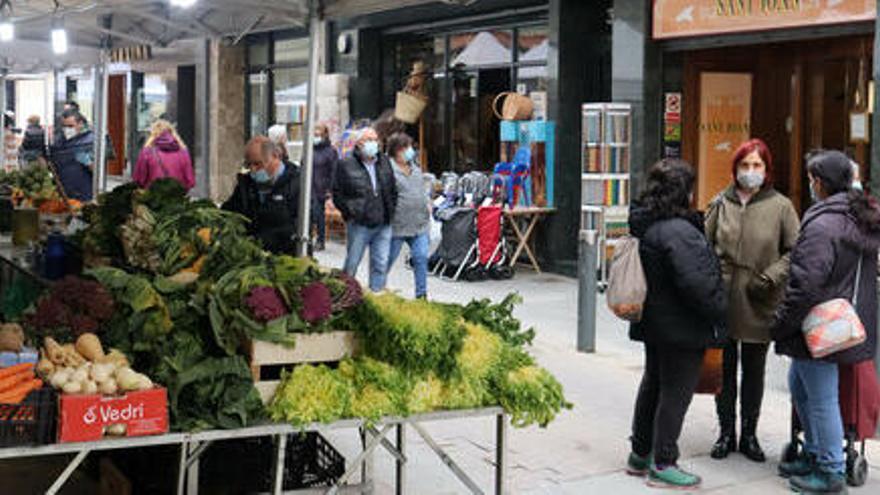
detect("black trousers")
[311,195,327,244]
[631,343,705,466]
[714,339,769,431]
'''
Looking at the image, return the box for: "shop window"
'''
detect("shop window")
[517,26,548,62]
[248,40,270,67]
[248,72,269,137]
[449,30,513,69]
[273,66,310,159]
[275,38,310,64]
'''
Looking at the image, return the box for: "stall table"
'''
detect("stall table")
[0,408,508,495]
[503,207,555,273]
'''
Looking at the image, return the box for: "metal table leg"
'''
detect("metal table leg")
[46,449,90,495]
[495,413,507,495]
[328,424,393,495]
[410,421,484,495]
[177,441,189,495]
[273,433,288,495]
[395,424,406,495]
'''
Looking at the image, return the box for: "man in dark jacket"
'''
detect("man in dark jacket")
[772,150,880,494]
[332,127,397,292]
[51,110,95,201]
[223,136,301,254]
[310,123,337,251]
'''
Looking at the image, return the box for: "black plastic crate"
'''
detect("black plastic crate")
[0,387,56,448]
[201,432,345,493]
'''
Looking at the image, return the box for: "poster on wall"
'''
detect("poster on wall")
[663,92,683,158]
[653,0,876,39]
[697,72,752,209]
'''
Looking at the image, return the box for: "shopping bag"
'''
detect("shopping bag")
[606,237,646,322]
[695,348,723,395]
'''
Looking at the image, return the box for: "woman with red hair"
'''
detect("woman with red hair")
[705,138,800,462]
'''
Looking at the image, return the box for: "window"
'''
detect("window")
[275,38,309,64]
[449,30,512,69]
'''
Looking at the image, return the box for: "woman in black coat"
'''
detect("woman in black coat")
[771,150,880,494]
[626,159,727,490]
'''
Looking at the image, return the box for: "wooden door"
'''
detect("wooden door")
[107,75,126,176]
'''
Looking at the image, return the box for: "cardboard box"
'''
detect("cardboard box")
[58,388,168,443]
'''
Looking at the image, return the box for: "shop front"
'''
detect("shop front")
[649,0,877,211]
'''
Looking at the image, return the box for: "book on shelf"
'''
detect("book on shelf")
[582,179,629,206]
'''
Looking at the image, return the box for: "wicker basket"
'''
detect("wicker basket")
[493,91,534,121]
[394,91,428,123]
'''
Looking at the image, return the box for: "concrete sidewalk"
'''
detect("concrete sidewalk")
[315,240,880,494]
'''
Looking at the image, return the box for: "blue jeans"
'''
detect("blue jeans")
[788,359,845,474]
[343,223,392,292]
[388,232,430,298]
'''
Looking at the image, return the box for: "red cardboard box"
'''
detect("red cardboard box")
[58,388,168,443]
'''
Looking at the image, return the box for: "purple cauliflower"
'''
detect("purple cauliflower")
[299,282,333,324]
[245,286,289,322]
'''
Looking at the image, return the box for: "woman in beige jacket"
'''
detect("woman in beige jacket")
[705,138,800,463]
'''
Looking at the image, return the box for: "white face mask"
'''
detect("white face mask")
[736,170,765,190]
[62,126,77,140]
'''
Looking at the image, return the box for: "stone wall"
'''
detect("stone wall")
[209,41,245,201]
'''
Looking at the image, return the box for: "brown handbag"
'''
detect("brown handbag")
[695,348,724,395]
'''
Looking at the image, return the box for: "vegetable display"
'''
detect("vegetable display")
[12,178,569,433]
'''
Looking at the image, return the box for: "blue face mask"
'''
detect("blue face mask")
[852,180,863,191]
[403,147,416,162]
[251,169,271,184]
[362,140,379,159]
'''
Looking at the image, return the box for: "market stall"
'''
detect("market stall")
[0,178,570,494]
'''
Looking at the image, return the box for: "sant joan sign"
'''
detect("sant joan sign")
[653,0,876,39]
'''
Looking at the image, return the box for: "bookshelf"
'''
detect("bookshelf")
[581,103,632,285]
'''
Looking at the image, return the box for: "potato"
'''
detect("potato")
[75,333,105,362]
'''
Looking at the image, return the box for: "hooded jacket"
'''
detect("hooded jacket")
[772,192,880,364]
[705,185,800,343]
[629,205,728,349]
[133,131,195,190]
[20,124,47,161]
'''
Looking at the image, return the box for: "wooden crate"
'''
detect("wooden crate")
[247,331,359,403]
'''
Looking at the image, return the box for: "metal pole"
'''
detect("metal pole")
[577,229,598,352]
[295,0,323,256]
[395,424,406,495]
[0,70,6,170]
[92,55,110,197]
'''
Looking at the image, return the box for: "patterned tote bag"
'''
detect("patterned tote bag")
[802,256,867,359]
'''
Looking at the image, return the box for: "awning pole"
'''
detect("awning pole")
[0,70,6,171]
[295,0,323,256]
[92,52,110,197]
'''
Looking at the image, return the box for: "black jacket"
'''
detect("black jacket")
[20,125,46,160]
[332,152,397,227]
[629,205,728,349]
[311,142,338,200]
[772,193,880,364]
[222,166,301,254]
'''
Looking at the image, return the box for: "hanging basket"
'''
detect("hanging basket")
[492,91,534,121]
[394,91,428,124]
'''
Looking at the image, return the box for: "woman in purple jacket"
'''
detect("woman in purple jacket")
[772,150,880,494]
[133,120,194,190]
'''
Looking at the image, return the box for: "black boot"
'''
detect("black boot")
[710,429,736,459]
[710,415,736,460]
[739,417,765,463]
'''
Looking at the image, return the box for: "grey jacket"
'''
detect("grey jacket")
[390,161,430,238]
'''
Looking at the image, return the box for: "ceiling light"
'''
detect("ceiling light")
[52,26,68,54]
[0,22,12,42]
[170,0,197,8]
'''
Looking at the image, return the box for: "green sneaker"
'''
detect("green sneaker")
[647,463,702,489]
[626,452,650,477]
[789,470,847,494]
[778,454,813,479]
